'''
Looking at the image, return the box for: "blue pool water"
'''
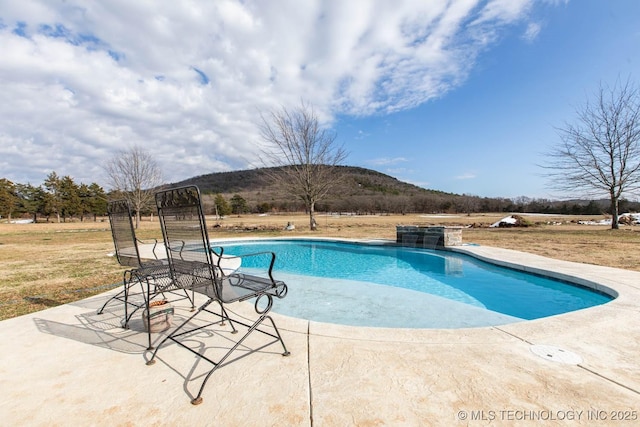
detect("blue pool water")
[219,239,613,328]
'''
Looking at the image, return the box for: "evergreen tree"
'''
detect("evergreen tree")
[0,178,17,221]
[44,172,63,223]
[214,194,231,217]
[87,183,108,221]
[230,194,248,214]
[15,183,44,222]
[60,175,81,221]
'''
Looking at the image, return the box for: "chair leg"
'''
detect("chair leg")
[97,270,145,330]
[146,298,225,363]
[97,270,130,316]
[216,300,237,332]
[264,314,290,357]
[190,311,289,405]
[143,280,174,350]
[122,273,148,329]
[95,287,125,315]
[187,289,196,311]
[147,296,289,405]
[146,278,153,350]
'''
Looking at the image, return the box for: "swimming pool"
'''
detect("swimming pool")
[218,239,613,328]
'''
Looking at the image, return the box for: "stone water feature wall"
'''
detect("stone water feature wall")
[396,225,463,248]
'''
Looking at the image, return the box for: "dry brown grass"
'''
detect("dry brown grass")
[2,212,639,321]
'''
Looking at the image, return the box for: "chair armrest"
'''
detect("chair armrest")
[215,250,277,283]
[209,245,225,270]
[136,237,160,259]
[165,239,187,259]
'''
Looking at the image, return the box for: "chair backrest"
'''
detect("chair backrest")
[154,186,220,295]
[107,199,142,268]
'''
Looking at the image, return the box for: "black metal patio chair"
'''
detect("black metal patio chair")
[97,199,194,348]
[147,185,289,405]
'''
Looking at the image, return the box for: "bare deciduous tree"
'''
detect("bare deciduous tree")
[104,146,163,228]
[544,79,640,229]
[260,102,348,230]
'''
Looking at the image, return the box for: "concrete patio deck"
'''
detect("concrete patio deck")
[0,245,639,426]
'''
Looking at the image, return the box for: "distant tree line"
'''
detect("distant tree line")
[3,175,640,223]
[0,172,107,222]
[202,191,640,217]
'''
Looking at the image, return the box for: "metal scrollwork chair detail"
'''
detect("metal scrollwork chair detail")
[147,186,290,405]
[97,199,195,348]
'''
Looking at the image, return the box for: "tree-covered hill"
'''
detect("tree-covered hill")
[170,165,585,215]
[172,165,640,215]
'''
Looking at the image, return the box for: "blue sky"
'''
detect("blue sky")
[1,0,638,199]
[336,1,640,198]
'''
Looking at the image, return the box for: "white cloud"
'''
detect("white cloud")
[455,172,477,180]
[0,0,541,187]
[523,22,542,42]
[473,0,532,24]
[355,130,370,140]
[386,168,413,175]
[367,157,409,166]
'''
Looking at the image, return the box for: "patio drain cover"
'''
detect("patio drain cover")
[530,344,582,365]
